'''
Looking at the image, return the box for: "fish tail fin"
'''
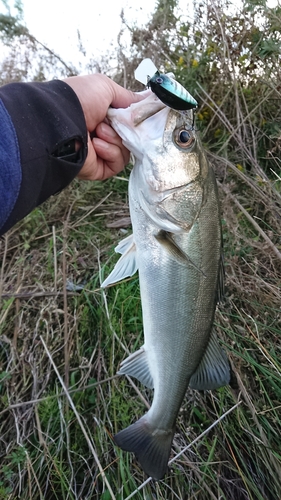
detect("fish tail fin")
[114,416,174,480]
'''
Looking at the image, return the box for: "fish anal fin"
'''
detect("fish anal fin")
[101,234,137,288]
[118,348,154,389]
[189,332,230,391]
[114,417,174,480]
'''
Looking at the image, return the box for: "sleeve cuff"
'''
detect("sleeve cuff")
[0,79,88,234]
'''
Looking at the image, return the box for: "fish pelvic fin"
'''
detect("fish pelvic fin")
[101,234,138,288]
[189,331,231,391]
[117,347,154,389]
[114,416,174,480]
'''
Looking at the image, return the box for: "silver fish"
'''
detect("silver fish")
[101,93,230,480]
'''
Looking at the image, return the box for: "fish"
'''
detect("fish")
[101,92,230,480]
[134,57,198,110]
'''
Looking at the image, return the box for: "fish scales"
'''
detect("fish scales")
[133,168,220,414]
[102,92,231,480]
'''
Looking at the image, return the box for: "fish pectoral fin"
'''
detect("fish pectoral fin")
[155,230,187,264]
[189,332,231,391]
[155,230,206,276]
[117,347,154,389]
[114,416,174,480]
[101,234,137,288]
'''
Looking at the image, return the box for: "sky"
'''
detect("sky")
[3,0,277,76]
[20,0,157,73]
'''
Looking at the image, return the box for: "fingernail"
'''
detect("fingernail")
[99,122,117,137]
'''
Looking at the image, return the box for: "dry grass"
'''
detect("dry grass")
[1,2,281,493]
[0,120,280,498]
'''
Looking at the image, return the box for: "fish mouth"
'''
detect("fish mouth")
[132,94,195,128]
[131,92,168,126]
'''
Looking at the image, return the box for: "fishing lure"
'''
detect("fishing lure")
[135,58,198,111]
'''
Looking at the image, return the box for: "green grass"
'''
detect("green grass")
[1,29,281,499]
[1,0,281,497]
[1,161,280,499]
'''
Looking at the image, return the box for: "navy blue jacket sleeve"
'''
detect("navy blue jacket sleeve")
[0,79,88,235]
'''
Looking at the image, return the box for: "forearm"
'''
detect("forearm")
[0,79,88,235]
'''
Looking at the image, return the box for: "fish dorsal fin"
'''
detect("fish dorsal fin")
[189,332,230,391]
[101,234,138,288]
[117,347,154,389]
[216,252,225,304]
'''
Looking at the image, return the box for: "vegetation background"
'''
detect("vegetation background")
[0,0,280,498]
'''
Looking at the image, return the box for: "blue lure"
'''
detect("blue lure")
[147,71,198,111]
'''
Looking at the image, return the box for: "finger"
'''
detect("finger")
[92,137,130,179]
[109,79,149,109]
[64,74,149,135]
[95,122,123,147]
[95,122,129,164]
[76,140,99,181]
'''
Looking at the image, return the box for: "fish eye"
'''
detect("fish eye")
[156,76,164,84]
[179,130,190,142]
[174,128,195,149]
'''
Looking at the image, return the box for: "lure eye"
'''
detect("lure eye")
[155,76,164,84]
[174,128,195,149]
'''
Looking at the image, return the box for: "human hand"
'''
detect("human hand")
[63,74,145,181]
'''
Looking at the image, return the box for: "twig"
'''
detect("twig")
[197,82,273,183]
[0,291,79,299]
[52,225,57,293]
[207,152,270,205]
[0,233,9,302]
[62,220,69,391]
[125,376,151,410]
[169,402,242,465]
[0,375,119,416]
[71,192,113,228]
[40,336,117,500]
[0,285,21,325]
[219,181,281,261]
[29,34,76,75]
[124,401,242,499]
